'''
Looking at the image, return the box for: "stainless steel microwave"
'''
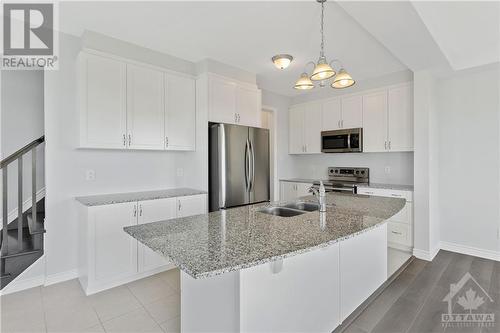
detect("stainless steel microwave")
[321,128,363,153]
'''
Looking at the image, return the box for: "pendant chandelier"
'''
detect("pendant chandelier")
[294,0,355,90]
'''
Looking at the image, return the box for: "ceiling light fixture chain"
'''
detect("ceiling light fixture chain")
[290,0,355,90]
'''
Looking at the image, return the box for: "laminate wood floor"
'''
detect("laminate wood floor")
[343,250,500,333]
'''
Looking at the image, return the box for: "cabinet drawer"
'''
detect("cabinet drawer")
[388,202,412,224]
[388,222,411,246]
[357,187,413,202]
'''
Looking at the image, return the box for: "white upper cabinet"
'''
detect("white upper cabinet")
[165,73,196,151]
[80,54,127,149]
[79,51,196,151]
[208,75,237,124]
[322,98,342,131]
[289,105,304,154]
[388,84,413,151]
[126,64,165,150]
[303,102,322,154]
[341,95,363,129]
[206,74,262,127]
[363,91,388,153]
[236,86,262,128]
[289,103,322,154]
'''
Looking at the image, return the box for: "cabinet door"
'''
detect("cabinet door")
[280,182,297,201]
[92,202,137,283]
[237,86,262,127]
[137,198,177,272]
[341,95,363,129]
[81,54,127,149]
[388,85,413,151]
[288,106,304,154]
[296,183,313,197]
[322,98,342,131]
[209,76,237,124]
[340,224,387,320]
[165,73,196,151]
[303,103,322,154]
[177,194,207,218]
[126,64,165,150]
[362,91,388,152]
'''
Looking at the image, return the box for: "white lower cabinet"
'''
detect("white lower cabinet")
[357,187,414,251]
[340,224,387,321]
[280,181,313,201]
[78,193,207,295]
[137,198,177,272]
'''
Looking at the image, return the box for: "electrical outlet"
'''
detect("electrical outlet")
[384,166,391,174]
[176,168,184,177]
[85,169,95,181]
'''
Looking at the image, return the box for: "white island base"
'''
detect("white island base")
[181,223,388,333]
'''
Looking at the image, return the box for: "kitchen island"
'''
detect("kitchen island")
[124,192,405,332]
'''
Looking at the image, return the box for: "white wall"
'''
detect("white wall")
[290,152,414,185]
[413,70,440,259]
[43,32,191,277]
[1,71,45,216]
[437,64,500,255]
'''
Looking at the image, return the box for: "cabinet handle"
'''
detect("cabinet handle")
[391,231,403,235]
[391,193,402,197]
[341,120,344,128]
[178,201,182,211]
[384,141,387,150]
[123,134,126,146]
[237,113,240,123]
[388,141,391,150]
[128,134,132,145]
[133,205,137,217]
[139,204,142,216]
[166,136,169,147]
[365,191,374,195]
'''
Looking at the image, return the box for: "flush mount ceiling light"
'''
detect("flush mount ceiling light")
[292,0,355,90]
[272,54,293,70]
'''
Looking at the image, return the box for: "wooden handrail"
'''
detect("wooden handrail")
[0,136,44,169]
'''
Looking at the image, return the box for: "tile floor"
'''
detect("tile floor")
[1,269,180,333]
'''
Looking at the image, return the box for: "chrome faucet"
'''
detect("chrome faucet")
[309,181,327,213]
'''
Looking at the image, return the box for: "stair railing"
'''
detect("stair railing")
[1,136,45,277]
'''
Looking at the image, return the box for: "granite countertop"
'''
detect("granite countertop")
[124,192,405,279]
[280,178,413,192]
[75,188,207,207]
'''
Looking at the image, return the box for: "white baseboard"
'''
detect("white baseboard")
[0,187,45,227]
[45,269,79,286]
[440,241,500,262]
[413,246,440,261]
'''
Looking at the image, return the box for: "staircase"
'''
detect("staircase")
[1,136,45,290]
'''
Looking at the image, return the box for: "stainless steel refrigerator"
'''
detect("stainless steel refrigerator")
[209,123,270,212]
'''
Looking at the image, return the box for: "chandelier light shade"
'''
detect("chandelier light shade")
[310,56,335,81]
[294,72,315,90]
[331,68,355,88]
[286,0,355,91]
[272,54,293,70]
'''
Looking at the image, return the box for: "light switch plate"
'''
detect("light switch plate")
[384,166,391,174]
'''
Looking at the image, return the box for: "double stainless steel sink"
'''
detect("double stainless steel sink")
[258,202,320,217]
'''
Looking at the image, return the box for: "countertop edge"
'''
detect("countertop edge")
[127,219,389,280]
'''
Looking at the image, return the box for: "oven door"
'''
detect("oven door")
[321,128,363,153]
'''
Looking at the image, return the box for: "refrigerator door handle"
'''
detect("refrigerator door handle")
[219,124,227,208]
[244,139,250,192]
[249,139,255,192]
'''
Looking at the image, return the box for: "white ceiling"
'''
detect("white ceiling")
[411,1,500,71]
[59,1,407,96]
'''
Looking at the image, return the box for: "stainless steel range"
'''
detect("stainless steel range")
[312,167,369,194]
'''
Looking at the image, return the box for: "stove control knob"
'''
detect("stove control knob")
[361,170,365,174]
